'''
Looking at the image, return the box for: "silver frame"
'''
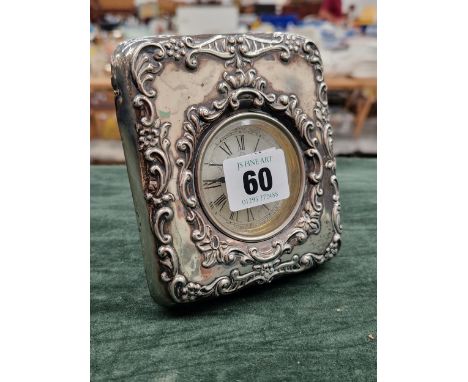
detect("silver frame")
[112,33,342,305]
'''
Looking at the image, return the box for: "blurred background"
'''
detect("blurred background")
[90,0,376,163]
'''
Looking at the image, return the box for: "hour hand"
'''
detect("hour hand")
[202,177,225,189]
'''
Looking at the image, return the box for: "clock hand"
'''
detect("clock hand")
[203,176,225,184]
[202,176,226,189]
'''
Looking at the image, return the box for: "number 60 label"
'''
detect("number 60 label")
[223,148,290,212]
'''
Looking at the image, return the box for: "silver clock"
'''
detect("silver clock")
[111,33,342,306]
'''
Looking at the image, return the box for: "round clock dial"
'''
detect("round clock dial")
[196,113,305,241]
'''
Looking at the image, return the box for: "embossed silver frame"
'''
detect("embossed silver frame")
[112,33,342,306]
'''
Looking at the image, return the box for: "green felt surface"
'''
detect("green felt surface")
[91,158,376,381]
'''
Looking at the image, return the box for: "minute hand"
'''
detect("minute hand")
[202,176,226,189]
[204,176,225,184]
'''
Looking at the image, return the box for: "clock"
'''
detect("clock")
[112,33,342,306]
[196,112,304,241]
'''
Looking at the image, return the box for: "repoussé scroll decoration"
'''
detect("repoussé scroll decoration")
[117,32,342,303]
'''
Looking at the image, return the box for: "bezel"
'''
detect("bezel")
[111,32,342,305]
[194,111,306,243]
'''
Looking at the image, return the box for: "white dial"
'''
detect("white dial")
[196,113,304,240]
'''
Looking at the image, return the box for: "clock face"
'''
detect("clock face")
[196,113,304,241]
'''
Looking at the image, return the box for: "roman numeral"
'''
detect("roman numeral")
[262,204,270,211]
[246,208,254,222]
[219,142,232,156]
[229,211,239,221]
[214,193,227,211]
[236,135,245,151]
[254,137,260,152]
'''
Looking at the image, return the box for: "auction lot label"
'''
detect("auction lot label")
[223,148,290,212]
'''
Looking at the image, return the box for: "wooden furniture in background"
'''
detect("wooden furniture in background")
[326,75,377,138]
